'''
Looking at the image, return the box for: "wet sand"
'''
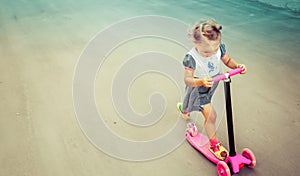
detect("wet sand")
[1,0,300,176]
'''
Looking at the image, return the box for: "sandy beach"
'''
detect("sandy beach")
[1,0,300,175]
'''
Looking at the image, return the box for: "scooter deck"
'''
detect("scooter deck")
[186,131,220,164]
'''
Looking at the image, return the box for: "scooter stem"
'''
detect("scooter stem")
[224,78,237,157]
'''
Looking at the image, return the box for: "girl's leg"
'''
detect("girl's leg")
[201,103,228,160]
[201,103,217,140]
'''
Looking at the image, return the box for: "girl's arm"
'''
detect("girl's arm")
[221,53,247,74]
[184,69,213,88]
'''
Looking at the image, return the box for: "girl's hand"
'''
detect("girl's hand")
[237,64,247,74]
[201,76,214,88]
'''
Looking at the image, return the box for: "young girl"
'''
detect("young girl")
[177,18,247,160]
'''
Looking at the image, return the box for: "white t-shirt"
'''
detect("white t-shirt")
[183,43,226,78]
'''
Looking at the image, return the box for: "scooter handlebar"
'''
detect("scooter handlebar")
[212,67,243,82]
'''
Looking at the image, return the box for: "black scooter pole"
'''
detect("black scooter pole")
[224,78,236,157]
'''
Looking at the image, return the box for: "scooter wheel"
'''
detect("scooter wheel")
[217,161,231,176]
[241,148,256,168]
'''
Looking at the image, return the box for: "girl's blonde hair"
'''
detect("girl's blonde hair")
[188,18,222,43]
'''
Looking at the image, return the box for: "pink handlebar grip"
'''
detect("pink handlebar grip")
[228,67,243,76]
[212,74,226,83]
[213,67,243,82]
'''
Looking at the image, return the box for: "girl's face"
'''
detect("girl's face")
[194,34,221,57]
[190,19,222,57]
[195,45,220,57]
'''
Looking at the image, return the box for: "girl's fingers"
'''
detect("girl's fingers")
[238,64,247,74]
[207,80,213,87]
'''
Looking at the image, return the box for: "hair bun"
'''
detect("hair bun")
[214,24,222,31]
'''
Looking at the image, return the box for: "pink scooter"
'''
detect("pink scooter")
[185,68,256,176]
